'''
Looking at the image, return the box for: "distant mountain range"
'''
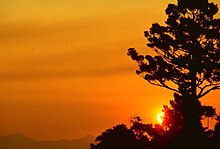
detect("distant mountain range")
[0,133,95,149]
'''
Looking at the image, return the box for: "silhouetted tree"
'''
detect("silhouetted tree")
[128,0,220,139]
[161,94,216,131]
[129,116,150,142]
[91,105,220,149]
[212,115,220,146]
[90,124,141,149]
[91,1,220,149]
[201,105,216,129]
[161,93,184,133]
[159,94,218,148]
[91,117,167,149]
[129,116,166,142]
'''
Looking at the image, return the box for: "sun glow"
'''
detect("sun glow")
[157,112,164,124]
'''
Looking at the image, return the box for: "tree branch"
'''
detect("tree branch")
[197,73,206,87]
[147,80,180,93]
[198,82,220,97]
[198,86,220,99]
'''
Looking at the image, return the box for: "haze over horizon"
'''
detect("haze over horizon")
[1,0,220,141]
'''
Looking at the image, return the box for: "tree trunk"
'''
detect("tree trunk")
[183,53,204,138]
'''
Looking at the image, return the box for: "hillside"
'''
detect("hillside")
[0,133,95,149]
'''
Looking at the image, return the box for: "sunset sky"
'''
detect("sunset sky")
[1,0,220,140]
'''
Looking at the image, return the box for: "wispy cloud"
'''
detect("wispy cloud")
[0,51,135,81]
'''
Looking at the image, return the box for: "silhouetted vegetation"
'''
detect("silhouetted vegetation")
[91,0,220,148]
[91,97,220,149]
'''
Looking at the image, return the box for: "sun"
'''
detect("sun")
[157,112,164,124]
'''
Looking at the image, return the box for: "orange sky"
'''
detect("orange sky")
[0,0,220,140]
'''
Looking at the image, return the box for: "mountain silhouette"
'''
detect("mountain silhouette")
[0,133,95,149]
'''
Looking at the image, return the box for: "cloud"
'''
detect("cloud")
[0,51,135,81]
[0,65,134,81]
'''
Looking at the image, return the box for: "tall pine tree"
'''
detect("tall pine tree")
[128,0,220,138]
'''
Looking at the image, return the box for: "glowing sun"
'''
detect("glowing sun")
[157,112,164,124]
